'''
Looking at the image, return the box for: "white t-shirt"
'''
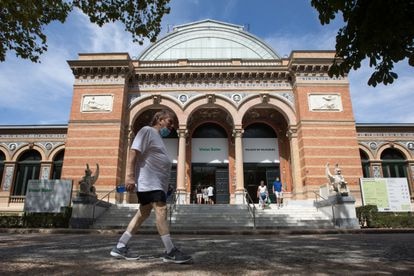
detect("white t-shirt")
[131,126,172,193]
[258,185,267,194]
[207,186,214,196]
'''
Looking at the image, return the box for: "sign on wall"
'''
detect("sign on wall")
[192,138,229,163]
[360,178,411,212]
[24,180,73,213]
[243,138,279,163]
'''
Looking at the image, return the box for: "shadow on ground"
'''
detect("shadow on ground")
[1,233,414,275]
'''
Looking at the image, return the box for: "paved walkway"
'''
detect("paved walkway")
[1,231,414,275]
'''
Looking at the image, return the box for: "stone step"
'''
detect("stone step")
[92,203,335,230]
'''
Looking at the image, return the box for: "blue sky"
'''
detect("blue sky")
[0,0,413,125]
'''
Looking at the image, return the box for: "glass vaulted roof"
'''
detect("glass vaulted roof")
[139,19,280,61]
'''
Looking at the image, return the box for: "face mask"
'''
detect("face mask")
[160,127,171,137]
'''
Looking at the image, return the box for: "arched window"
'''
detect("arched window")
[192,123,228,138]
[243,123,277,138]
[381,148,407,178]
[360,149,370,177]
[13,150,41,196]
[0,151,5,188]
[52,150,65,179]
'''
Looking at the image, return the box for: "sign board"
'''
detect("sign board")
[360,178,411,212]
[24,180,73,213]
[243,138,279,163]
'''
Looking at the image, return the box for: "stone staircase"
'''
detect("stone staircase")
[92,201,335,230]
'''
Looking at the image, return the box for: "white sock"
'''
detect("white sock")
[117,231,132,248]
[161,234,174,253]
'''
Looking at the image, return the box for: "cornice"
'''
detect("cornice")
[131,69,291,84]
[67,59,134,79]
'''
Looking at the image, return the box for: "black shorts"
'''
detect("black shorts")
[137,190,166,205]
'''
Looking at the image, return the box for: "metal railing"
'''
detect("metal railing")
[244,188,256,229]
[7,195,25,206]
[313,191,336,226]
[92,188,116,221]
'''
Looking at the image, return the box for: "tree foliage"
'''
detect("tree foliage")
[311,0,414,86]
[0,0,170,62]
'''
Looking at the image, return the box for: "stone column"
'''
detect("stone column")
[176,128,188,204]
[2,162,15,192]
[287,127,303,198]
[233,128,245,204]
[408,162,414,195]
[371,162,382,178]
[40,162,52,180]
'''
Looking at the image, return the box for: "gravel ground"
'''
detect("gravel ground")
[1,232,414,275]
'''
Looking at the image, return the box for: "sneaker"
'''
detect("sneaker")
[110,246,140,260]
[162,247,192,264]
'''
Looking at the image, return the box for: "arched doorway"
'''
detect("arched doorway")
[243,123,280,202]
[381,148,407,178]
[191,122,229,204]
[52,150,65,179]
[360,149,370,177]
[13,150,41,196]
[0,151,5,188]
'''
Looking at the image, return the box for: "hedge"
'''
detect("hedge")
[356,205,414,228]
[0,207,72,228]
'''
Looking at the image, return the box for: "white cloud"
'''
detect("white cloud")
[350,61,414,123]
[73,9,149,57]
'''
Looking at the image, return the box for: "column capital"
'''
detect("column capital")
[232,128,244,138]
[177,128,188,138]
[286,126,298,139]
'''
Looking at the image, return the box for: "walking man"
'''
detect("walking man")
[110,109,192,264]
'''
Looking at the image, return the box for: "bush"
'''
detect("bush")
[0,213,24,228]
[356,205,414,228]
[0,207,72,228]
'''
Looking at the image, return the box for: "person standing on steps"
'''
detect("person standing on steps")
[196,183,203,204]
[207,184,214,204]
[272,177,284,209]
[110,109,192,264]
[203,186,209,204]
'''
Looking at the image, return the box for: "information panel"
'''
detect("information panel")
[24,180,73,213]
[360,178,411,212]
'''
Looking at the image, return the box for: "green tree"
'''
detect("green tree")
[311,0,414,86]
[0,0,170,62]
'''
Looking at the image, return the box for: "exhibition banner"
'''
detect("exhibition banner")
[192,138,229,163]
[360,178,411,212]
[243,138,279,163]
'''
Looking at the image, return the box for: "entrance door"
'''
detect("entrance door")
[244,164,279,203]
[215,168,229,204]
[266,169,279,203]
[191,164,229,204]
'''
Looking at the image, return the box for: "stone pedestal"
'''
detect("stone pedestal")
[176,191,187,204]
[234,191,245,204]
[70,196,111,228]
[315,194,360,229]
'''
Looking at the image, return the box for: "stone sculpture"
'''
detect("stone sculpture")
[326,162,350,196]
[78,163,99,197]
